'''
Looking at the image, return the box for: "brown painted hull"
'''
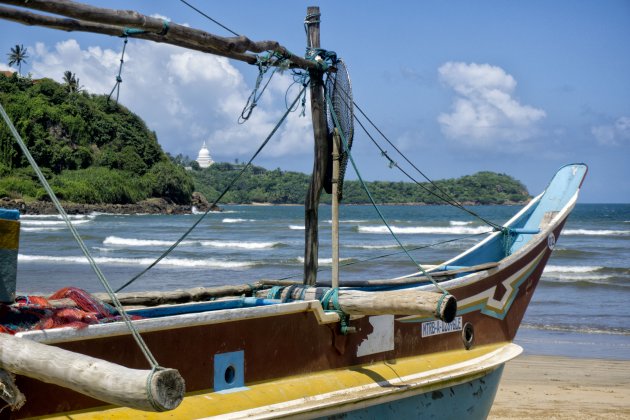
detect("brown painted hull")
[4,216,567,419]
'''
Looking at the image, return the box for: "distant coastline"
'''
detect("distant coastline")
[1,197,526,215]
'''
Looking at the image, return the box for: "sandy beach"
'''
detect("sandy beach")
[489,355,630,419]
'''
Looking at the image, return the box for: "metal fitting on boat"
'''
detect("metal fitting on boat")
[462,322,475,350]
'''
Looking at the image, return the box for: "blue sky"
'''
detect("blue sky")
[1,1,629,203]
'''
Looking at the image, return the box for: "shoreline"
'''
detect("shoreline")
[489,354,630,419]
[1,199,528,215]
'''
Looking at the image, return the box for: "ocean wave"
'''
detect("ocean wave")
[17,254,251,269]
[357,225,491,235]
[20,219,92,226]
[521,323,630,336]
[103,236,281,250]
[296,256,355,265]
[222,218,256,223]
[344,244,400,250]
[563,229,630,236]
[20,227,65,232]
[289,225,305,230]
[449,220,472,226]
[552,248,597,257]
[199,240,279,250]
[544,265,602,273]
[103,236,187,247]
[21,214,93,220]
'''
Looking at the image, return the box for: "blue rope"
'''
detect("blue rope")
[107,37,128,104]
[267,286,283,299]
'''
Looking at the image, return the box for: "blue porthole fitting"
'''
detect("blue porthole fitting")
[213,350,246,392]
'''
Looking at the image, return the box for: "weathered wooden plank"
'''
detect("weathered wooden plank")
[94,283,261,307]
[0,334,184,411]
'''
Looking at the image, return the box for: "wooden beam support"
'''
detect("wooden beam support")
[0,0,316,69]
[304,6,328,286]
[256,287,457,322]
[0,333,184,411]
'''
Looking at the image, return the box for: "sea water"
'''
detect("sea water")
[14,204,630,360]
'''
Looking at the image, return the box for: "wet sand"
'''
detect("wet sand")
[489,355,630,419]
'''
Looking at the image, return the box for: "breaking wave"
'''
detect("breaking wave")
[563,229,630,236]
[357,225,491,235]
[103,236,280,250]
[18,254,251,269]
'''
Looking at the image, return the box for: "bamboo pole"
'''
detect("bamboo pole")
[0,334,184,411]
[304,6,328,286]
[331,129,341,288]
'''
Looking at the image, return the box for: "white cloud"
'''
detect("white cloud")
[437,62,546,148]
[591,116,630,146]
[0,62,12,72]
[28,38,312,160]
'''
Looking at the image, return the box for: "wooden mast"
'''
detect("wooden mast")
[331,129,341,288]
[304,6,328,286]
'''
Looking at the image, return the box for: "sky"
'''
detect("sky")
[0,1,629,203]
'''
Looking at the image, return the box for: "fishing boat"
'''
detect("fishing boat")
[0,2,587,419]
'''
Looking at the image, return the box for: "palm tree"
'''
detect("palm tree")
[62,70,83,93]
[7,44,28,76]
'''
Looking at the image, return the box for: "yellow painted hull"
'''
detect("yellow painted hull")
[43,342,520,419]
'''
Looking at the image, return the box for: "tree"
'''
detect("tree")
[7,44,28,76]
[62,70,83,93]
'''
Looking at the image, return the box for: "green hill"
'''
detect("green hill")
[191,163,530,205]
[0,72,529,208]
[0,73,193,204]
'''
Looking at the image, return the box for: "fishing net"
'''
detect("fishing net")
[324,58,354,200]
[0,287,140,334]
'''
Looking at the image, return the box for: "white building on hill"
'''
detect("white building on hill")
[196,141,214,168]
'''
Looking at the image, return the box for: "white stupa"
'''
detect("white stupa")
[196,141,214,168]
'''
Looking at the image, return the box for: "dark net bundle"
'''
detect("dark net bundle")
[324,59,354,200]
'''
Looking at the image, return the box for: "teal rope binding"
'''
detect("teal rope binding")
[109,21,170,105]
[305,47,337,71]
[0,101,161,371]
[107,37,128,104]
[320,288,351,334]
[239,51,293,123]
[267,286,283,300]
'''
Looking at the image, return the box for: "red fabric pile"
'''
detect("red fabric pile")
[0,287,139,334]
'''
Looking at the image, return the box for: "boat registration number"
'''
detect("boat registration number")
[421,316,463,337]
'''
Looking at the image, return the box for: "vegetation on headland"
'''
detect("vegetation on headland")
[0,72,529,210]
[191,163,530,205]
[0,72,193,205]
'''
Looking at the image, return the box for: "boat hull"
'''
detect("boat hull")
[34,343,519,419]
[315,366,505,420]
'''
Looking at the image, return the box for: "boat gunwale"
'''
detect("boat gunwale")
[15,299,341,344]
